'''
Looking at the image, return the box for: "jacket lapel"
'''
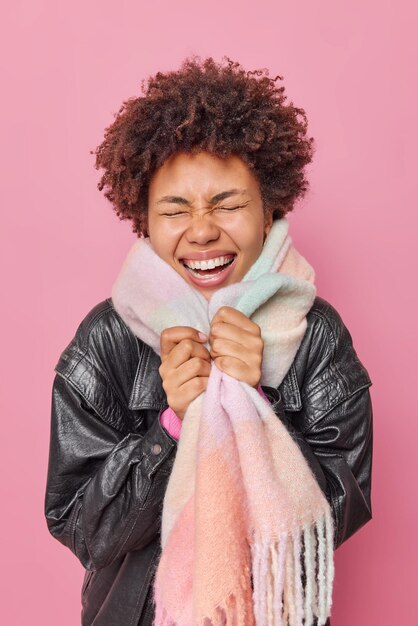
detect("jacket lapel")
[128,341,168,411]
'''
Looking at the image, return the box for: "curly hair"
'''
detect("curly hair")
[91,55,315,237]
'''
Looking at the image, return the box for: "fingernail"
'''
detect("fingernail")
[198,332,207,341]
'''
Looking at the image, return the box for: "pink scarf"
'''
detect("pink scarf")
[111,218,335,626]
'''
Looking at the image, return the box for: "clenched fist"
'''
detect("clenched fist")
[159,307,264,421]
[208,306,263,389]
[159,327,210,421]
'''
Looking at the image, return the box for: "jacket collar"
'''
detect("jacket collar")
[279,362,302,411]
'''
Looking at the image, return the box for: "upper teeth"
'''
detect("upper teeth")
[183,255,234,270]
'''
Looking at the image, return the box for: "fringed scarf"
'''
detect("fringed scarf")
[111,217,335,626]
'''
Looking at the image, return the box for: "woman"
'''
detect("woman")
[44,56,373,626]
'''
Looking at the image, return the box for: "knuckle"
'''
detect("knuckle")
[253,334,263,347]
[182,338,194,351]
[192,377,203,390]
[211,321,221,333]
[189,357,201,373]
[212,337,221,351]
[216,356,225,368]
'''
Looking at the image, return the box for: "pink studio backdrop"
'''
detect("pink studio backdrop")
[1,1,416,624]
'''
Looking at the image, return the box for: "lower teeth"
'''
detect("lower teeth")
[186,260,233,279]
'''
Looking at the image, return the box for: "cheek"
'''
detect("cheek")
[152,231,182,265]
[232,228,263,256]
[228,214,263,243]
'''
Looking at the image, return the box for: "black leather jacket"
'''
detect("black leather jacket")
[44,295,373,626]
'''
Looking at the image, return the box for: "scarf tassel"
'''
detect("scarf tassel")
[252,509,335,626]
[154,509,334,626]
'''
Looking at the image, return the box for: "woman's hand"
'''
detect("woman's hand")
[159,327,211,421]
[209,306,263,388]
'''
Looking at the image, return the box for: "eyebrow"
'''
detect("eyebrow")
[156,188,247,206]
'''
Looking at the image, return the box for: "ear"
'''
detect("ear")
[263,212,273,239]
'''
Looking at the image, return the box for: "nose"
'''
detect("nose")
[185,212,221,245]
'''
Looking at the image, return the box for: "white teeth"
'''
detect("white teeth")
[186,265,228,280]
[184,255,234,270]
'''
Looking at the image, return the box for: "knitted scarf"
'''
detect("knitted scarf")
[111,217,335,626]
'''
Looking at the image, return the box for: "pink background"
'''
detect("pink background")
[1,1,417,624]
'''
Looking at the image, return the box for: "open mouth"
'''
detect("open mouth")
[179,254,238,288]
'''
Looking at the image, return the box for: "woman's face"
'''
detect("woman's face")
[147,151,273,301]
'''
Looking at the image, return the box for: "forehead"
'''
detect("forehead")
[148,151,258,197]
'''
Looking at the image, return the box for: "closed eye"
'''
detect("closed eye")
[162,205,244,217]
[162,212,187,216]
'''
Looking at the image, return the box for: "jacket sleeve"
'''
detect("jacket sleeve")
[264,307,374,551]
[44,371,177,571]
